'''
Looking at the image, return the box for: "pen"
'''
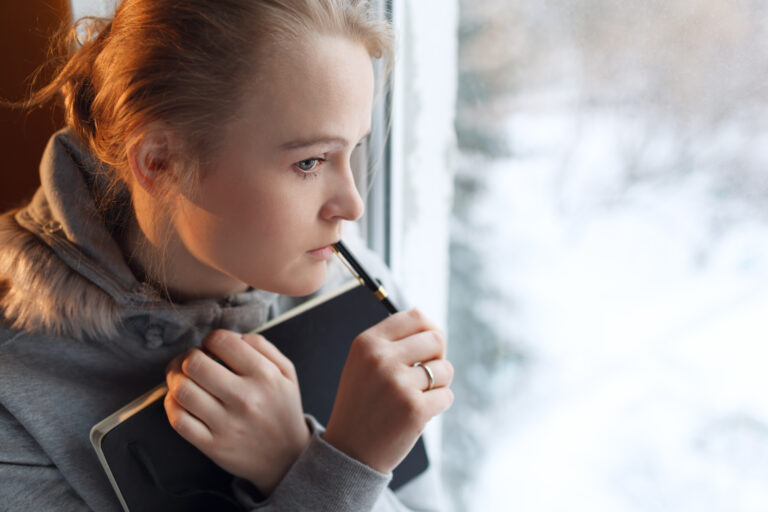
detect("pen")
[331,240,398,314]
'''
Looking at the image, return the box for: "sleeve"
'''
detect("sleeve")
[233,415,444,512]
[0,405,90,512]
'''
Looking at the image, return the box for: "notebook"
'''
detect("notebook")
[90,279,430,512]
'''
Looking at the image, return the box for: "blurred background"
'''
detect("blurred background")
[444,1,768,511]
[3,1,767,511]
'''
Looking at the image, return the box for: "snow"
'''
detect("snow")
[463,95,768,511]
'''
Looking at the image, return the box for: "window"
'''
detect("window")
[444,1,768,510]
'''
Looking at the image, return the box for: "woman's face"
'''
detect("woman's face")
[171,35,374,298]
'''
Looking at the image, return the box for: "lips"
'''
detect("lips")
[306,245,334,260]
[308,239,340,253]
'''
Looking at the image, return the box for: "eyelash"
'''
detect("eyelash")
[291,141,365,180]
[293,158,326,179]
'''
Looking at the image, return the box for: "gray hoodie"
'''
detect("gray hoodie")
[0,129,443,511]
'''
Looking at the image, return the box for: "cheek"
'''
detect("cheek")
[189,168,274,236]
[229,190,308,248]
[177,180,315,262]
[173,197,234,261]
[173,191,329,295]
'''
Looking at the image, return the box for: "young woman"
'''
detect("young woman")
[0,1,454,510]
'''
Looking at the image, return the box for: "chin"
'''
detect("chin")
[263,265,328,297]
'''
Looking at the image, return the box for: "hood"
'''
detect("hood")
[0,128,279,345]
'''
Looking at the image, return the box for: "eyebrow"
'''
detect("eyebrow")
[279,136,349,151]
[279,132,371,151]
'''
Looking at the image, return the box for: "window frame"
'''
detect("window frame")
[355,0,395,266]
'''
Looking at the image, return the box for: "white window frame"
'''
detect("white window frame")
[380,0,458,330]
[368,3,458,508]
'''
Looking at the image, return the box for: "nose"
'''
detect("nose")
[320,162,365,222]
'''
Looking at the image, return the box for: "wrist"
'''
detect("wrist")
[251,419,312,495]
[266,415,391,510]
[322,425,387,473]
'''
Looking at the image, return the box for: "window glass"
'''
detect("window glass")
[446,1,768,510]
[71,0,115,18]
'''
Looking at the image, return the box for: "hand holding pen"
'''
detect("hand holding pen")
[324,240,455,473]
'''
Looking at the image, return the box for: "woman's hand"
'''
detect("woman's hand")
[164,329,310,495]
[323,309,455,474]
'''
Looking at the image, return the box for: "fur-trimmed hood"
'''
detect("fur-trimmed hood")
[0,129,280,345]
[0,129,395,349]
[0,131,421,512]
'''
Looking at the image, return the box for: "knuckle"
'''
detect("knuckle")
[366,346,391,373]
[353,332,383,357]
[407,308,425,323]
[436,387,454,412]
[164,397,184,429]
[163,392,173,411]
[351,333,397,374]
[354,330,378,349]
[165,352,185,375]
[445,360,455,384]
[260,362,281,382]
[205,329,234,350]
[229,392,250,413]
[181,349,203,376]
[243,396,263,417]
[168,414,186,436]
[284,358,297,376]
[243,332,265,345]
[227,384,258,413]
[430,329,445,349]
[440,388,455,412]
[168,413,182,431]
[171,378,192,405]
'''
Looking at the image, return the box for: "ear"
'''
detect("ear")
[127,130,173,195]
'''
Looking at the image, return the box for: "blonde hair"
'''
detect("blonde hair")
[20,0,393,197]
[4,0,393,298]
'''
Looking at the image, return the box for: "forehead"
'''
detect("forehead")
[238,35,375,142]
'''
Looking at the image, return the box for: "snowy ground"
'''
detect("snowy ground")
[464,97,768,512]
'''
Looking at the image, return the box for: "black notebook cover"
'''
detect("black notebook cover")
[91,280,429,512]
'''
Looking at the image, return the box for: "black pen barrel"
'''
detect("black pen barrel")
[332,241,398,314]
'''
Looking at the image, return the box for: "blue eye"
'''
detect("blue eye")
[296,158,323,172]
